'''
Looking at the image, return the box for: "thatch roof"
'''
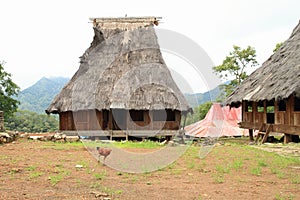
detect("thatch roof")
[46,17,191,114]
[225,20,300,106]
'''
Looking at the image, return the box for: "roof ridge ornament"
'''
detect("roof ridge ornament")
[90,16,161,29]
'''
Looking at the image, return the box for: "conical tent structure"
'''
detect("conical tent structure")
[185,103,249,137]
[46,17,191,137]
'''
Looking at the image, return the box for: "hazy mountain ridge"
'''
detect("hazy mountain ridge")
[184,85,222,108]
[18,77,69,113]
[18,77,223,113]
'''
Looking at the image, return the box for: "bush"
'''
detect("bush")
[4,110,58,132]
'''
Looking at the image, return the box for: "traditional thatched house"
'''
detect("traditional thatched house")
[46,17,191,139]
[225,20,300,143]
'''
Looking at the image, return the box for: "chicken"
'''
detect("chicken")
[96,147,112,164]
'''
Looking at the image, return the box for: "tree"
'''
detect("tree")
[273,42,283,53]
[0,61,20,118]
[213,45,258,98]
[4,110,59,132]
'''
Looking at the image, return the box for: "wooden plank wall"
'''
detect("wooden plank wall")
[241,96,300,134]
[59,109,181,131]
[126,110,180,130]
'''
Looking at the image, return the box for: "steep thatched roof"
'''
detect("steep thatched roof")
[225,20,300,106]
[46,17,191,114]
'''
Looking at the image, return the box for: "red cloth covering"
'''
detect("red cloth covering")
[185,103,249,137]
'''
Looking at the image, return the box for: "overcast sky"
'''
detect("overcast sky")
[0,0,299,93]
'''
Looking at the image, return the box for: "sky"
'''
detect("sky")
[0,0,299,93]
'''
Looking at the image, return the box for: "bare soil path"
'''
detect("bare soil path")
[0,138,299,200]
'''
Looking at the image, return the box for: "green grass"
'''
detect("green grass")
[29,172,44,179]
[250,166,262,176]
[232,159,243,170]
[25,165,37,171]
[101,186,123,196]
[258,160,268,167]
[113,140,163,149]
[84,140,164,149]
[77,160,88,168]
[93,171,107,180]
[290,174,300,184]
[187,160,196,169]
[41,141,84,150]
[215,164,231,174]
[271,168,286,179]
[212,174,225,183]
[48,174,63,186]
[275,193,295,200]
[90,182,101,189]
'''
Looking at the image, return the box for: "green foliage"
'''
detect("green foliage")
[273,42,283,53]
[0,61,20,118]
[213,45,258,98]
[185,101,213,125]
[4,110,58,132]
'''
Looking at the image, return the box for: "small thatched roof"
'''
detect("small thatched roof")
[225,20,300,106]
[46,17,191,114]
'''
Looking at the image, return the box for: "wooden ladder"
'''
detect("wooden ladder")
[255,124,273,144]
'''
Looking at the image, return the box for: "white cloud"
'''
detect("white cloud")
[0,0,299,90]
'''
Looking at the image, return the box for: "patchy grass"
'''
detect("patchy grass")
[83,140,164,149]
[215,164,231,174]
[40,141,84,150]
[1,138,300,199]
[250,166,262,176]
[25,165,37,171]
[48,174,63,186]
[232,159,243,170]
[275,192,295,200]
[113,140,163,149]
[212,173,225,184]
[29,171,44,179]
[93,171,107,180]
[290,174,300,184]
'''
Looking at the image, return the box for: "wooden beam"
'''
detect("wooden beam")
[240,122,300,136]
[272,124,300,135]
[240,121,265,130]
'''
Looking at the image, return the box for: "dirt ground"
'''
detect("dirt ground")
[0,138,299,200]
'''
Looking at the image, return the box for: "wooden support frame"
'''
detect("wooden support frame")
[241,96,300,143]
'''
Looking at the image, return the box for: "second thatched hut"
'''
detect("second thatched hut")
[225,20,300,143]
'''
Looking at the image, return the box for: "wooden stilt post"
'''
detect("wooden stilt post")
[284,133,292,144]
[249,129,254,141]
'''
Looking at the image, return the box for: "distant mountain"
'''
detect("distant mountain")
[184,84,224,108]
[18,77,69,113]
[17,76,224,113]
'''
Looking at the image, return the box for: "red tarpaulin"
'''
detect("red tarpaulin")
[185,103,249,138]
